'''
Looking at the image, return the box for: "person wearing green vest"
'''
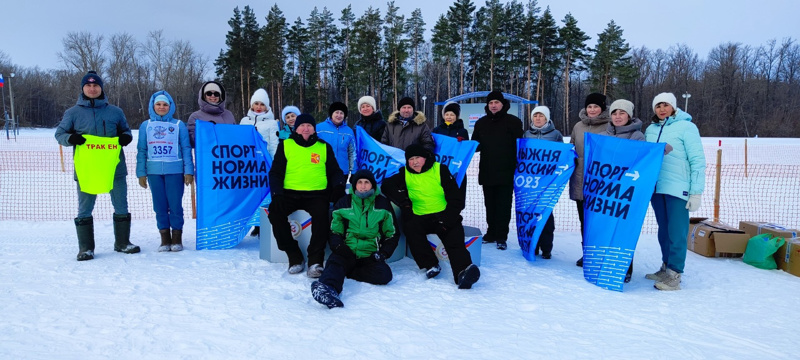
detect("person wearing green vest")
[268,113,345,278]
[54,70,139,261]
[382,144,480,289]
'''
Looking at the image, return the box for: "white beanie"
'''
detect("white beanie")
[250,88,270,108]
[652,92,677,113]
[609,99,634,118]
[358,96,376,111]
[531,106,550,122]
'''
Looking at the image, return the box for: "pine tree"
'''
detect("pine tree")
[383,1,407,110]
[431,14,457,99]
[448,0,475,94]
[406,8,426,102]
[589,20,634,97]
[559,12,590,132]
[532,6,561,105]
[286,17,309,109]
[214,7,244,114]
[336,5,356,105]
[257,5,287,111]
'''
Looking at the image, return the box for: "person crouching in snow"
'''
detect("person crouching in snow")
[523,106,563,260]
[136,91,194,252]
[381,144,480,289]
[311,170,398,308]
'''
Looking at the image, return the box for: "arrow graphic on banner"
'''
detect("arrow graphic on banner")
[625,170,640,181]
[559,164,569,170]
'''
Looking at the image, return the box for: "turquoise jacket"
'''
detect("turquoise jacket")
[644,109,706,200]
[136,91,194,177]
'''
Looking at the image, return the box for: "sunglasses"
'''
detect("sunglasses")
[205,91,221,97]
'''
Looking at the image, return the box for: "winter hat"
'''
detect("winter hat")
[404,143,430,161]
[584,92,607,112]
[250,88,270,108]
[293,113,316,130]
[609,99,634,118]
[652,92,677,113]
[203,82,224,102]
[442,102,461,118]
[531,106,551,122]
[486,90,505,104]
[153,94,170,105]
[349,169,377,191]
[328,101,348,119]
[358,96,377,111]
[281,106,301,121]
[81,70,103,89]
[397,97,415,111]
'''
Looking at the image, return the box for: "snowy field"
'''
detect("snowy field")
[2,128,799,359]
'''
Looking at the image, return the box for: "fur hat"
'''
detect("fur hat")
[250,88,270,108]
[81,70,103,89]
[486,90,505,104]
[404,143,430,161]
[328,101,348,119]
[397,97,415,112]
[293,113,316,130]
[652,92,677,113]
[358,96,377,111]
[609,99,634,118]
[584,93,607,112]
[442,102,461,118]
[281,106,301,121]
[531,106,551,122]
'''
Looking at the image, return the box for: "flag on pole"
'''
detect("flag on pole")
[0,74,4,88]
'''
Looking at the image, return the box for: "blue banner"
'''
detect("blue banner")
[355,126,405,184]
[582,133,664,291]
[514,138,576,261]
[432,133,478,187]
[196,120,272,249]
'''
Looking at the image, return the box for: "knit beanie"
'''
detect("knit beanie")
[531,106,551,122]
[81,71,103,89]
[486,90,504,104]
[153,94,170,105]
[584,92,607,112]
[281,106,301,121]
[609,99,634,118]
[250,88,270,108]
[404,143,430,161]
[397,97,415,111]
[442,102,461,118]
[293,113,316,130]
[328,101,348,119]
[652,92,678,113]
[358,96,377,111]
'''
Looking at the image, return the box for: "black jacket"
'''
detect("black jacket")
[269,133,345,198]
[471,99,523,186]
[432,119,469,140]
[355,111,387,141]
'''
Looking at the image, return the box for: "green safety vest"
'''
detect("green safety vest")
[283,139,328,191]
[405,162,447,215]
[74,135,121,194]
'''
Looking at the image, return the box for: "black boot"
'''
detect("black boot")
[75,217,95,261]
[158,229,171,252]
[624,261,633,283]
[170,229,184,252]
[113,213,140,254]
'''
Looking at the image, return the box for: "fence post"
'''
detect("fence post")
[744,139,748,177]
[714,146,722,222]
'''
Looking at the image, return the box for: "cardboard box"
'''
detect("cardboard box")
[687,217,751,257]
[738,221,800,271]
[779,238,800,277]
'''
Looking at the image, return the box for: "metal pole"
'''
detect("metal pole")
[9,73,17,138]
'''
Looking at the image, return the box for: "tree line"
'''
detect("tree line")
[1,0,799,137]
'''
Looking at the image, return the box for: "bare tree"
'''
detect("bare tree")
[58,32,106,74]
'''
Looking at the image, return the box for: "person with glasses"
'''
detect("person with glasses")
[187,81,236,147]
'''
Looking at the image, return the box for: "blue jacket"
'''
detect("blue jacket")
[55,94,132,178]
[316,118,355,175]
[136,91,194,177]
[645,109,706,200]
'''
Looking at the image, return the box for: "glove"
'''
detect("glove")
[118,133,133,146]
[456,136,465,142]
[686,194,702,212]
[138,176,148,189]
[184,174,194,185]
[68,133,86,145]
[371,251,387,262]
[209,120,217,125]
[664,143,674,155]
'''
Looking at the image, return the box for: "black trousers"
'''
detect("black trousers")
[319,253,393,294]
[535,213,556,255]
[268,194,329,266]
[483,185,514,242]
[404,212,472,284]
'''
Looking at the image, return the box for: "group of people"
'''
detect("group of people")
[56,70,704,312]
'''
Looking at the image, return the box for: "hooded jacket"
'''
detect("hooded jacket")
[432,119,469,140]
[329,171,398,259]
[523,119,563,143]
[569,108,610,200]
[355,111,387,141]
[381,110,434,152]
[187,81,236,147]
[55,93,132,179]
[471,98,524,186]
[240,110,279,157]
[316,118,355,175]
[136,91,194,177]
[604,118,645,141]
[645,109,706,200]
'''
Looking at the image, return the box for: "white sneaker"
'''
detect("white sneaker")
[645,263,667,281]
[288,262,305,275]
[654,268,681,291]
[307,264,324,278]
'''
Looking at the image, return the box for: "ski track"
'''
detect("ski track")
[2,219,799,359]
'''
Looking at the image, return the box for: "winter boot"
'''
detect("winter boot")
[113,213,140,254]
[481,235,495,244]
[307,264,324,278]
[170,229,183,252]
[288,261,306,275]
[624,263,633,283]
[654,268,681,291]
[250,226,260,237]
[158,229,171,252]
[311,281,343,309]
[75,217,95,261]
[496,241,508,250]
[645,263,667,281]
[457,264,481,289]
[576,257,584,267]
[426,264,442,279]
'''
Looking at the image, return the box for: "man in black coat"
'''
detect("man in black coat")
[470,90,524,250]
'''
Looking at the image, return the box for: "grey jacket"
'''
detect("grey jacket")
[381,110,434,151]
[568,109,610,200]
[604,118,645,141]
[523,120,564,143]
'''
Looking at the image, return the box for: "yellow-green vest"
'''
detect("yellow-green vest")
[284,139,327,191]
[405,162,447,215]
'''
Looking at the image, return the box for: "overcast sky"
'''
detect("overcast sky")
[2,0,798,72]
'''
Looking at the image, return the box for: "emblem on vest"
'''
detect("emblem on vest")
[168,126,175,133]
[311,153,321,164]
[153,126,168,139]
